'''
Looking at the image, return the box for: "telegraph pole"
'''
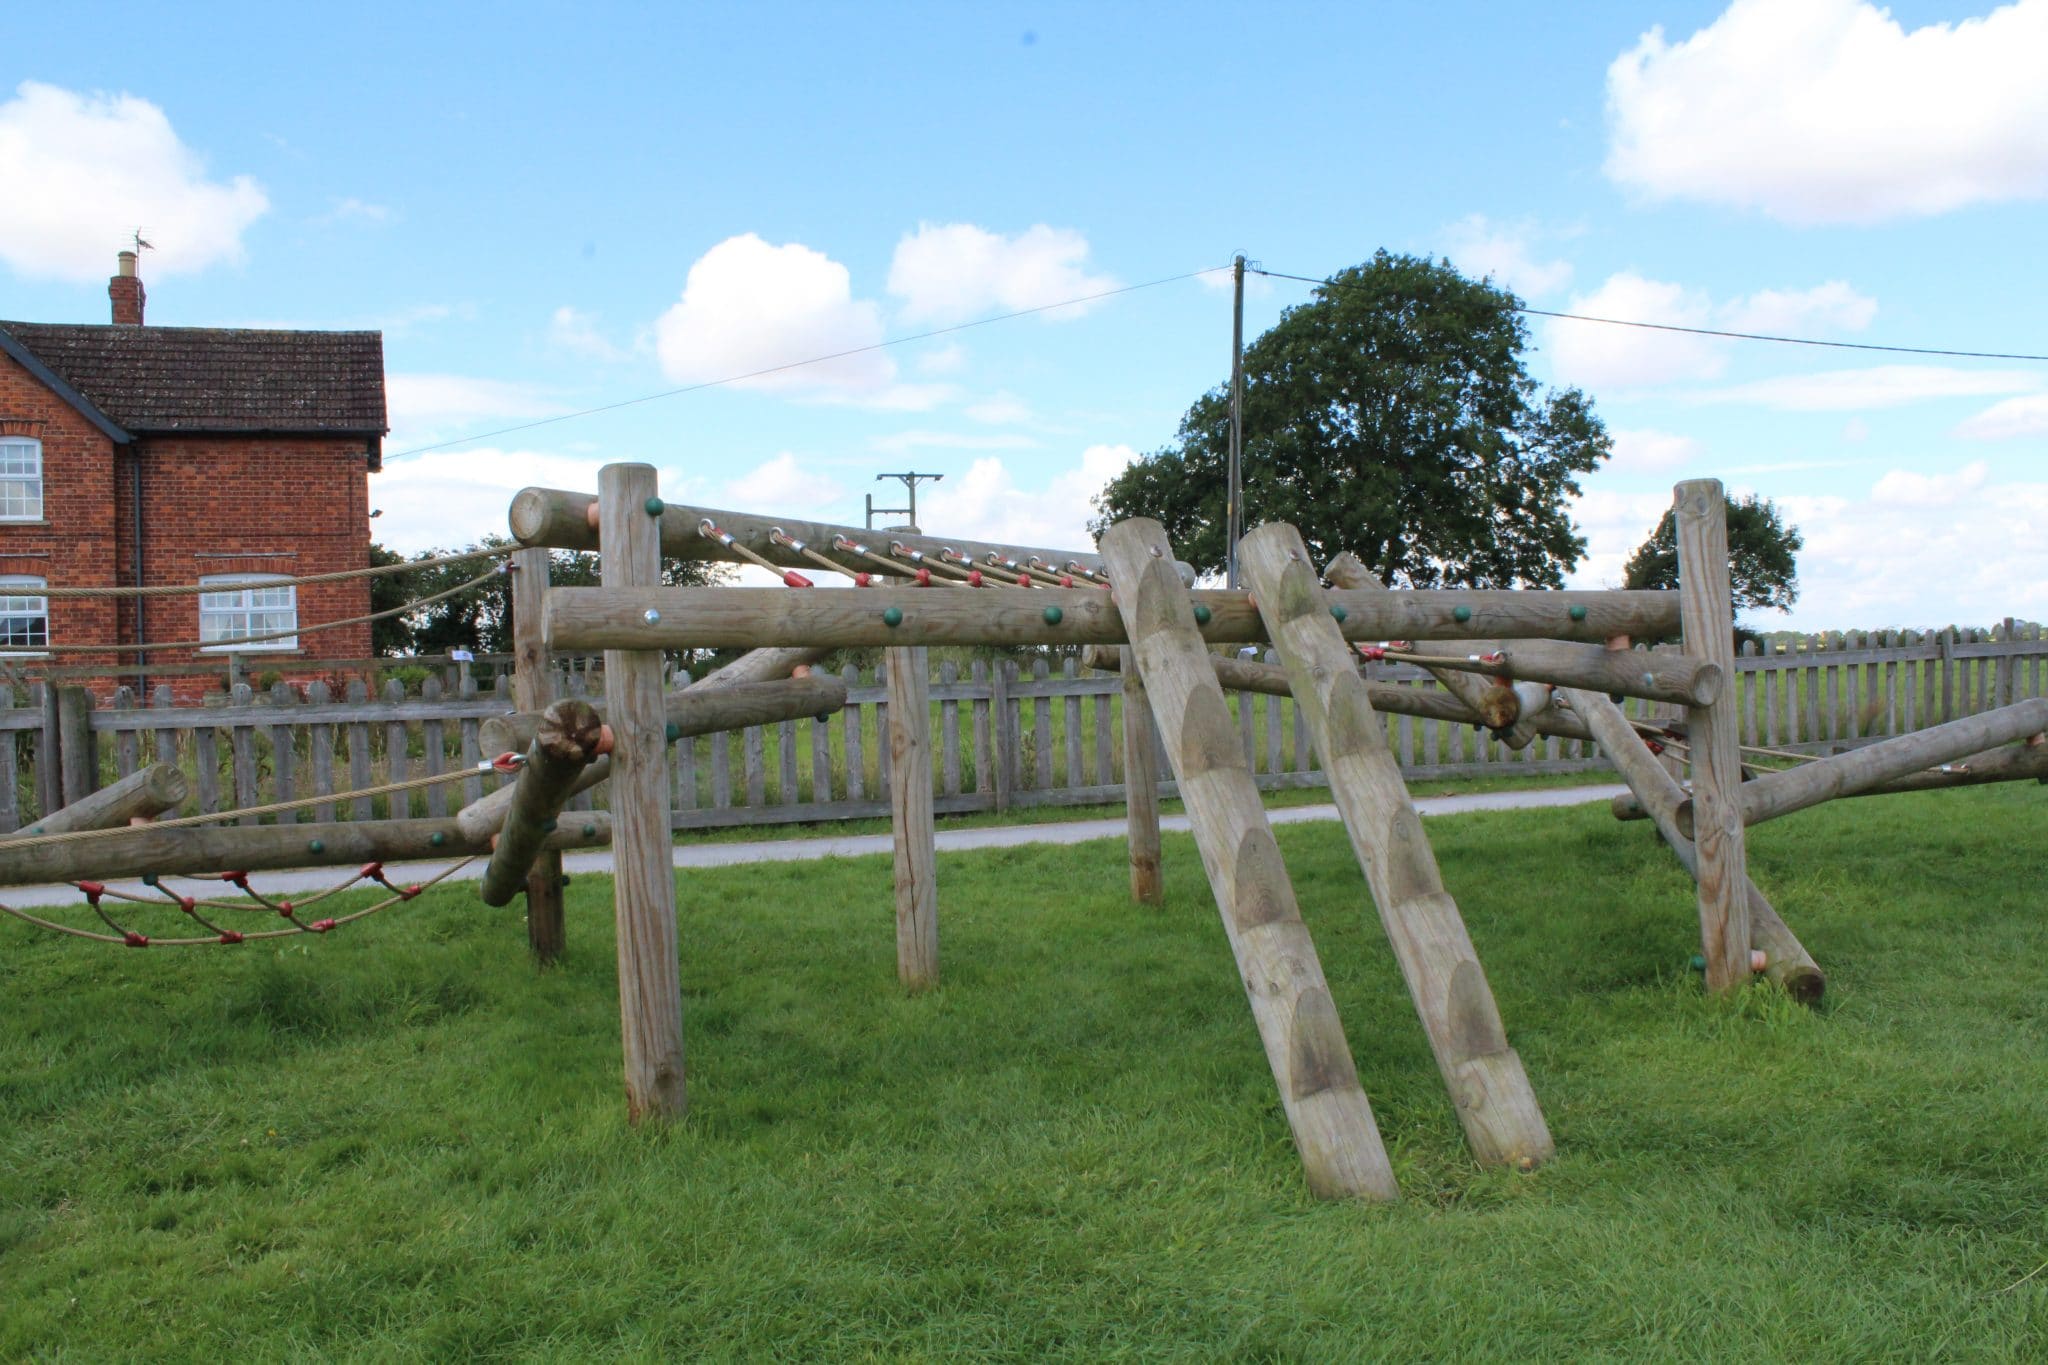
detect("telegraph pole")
[1226,254,1246,590]
[868,471,943,531]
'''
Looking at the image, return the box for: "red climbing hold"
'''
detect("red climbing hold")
[311,918,337,933]
[177,896,196,914]
[916,567,932,587]
[967,570,983,587]
[359,861,383,881]
[76,880,105,902]
[491,751,524,774]
[219,931,244,944]
[855,572,871,587]
[400,885,422,900]
[1059,575,1073,587]
[277,900,295,917]
[782,570,813,588]
[1357,646,1387,662]
[123,931,149,948]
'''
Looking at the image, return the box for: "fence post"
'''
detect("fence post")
[1675,480,1750,993]
[34,681,60,820]
[56,686,99,808]
[991,659,1013,813]
[512,545,567,963]
[1999,617,2018,709]
[888,644,938,989]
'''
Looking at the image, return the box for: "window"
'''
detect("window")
[199,574,297,651]
[0,575,48,655]
[0,438,42,521]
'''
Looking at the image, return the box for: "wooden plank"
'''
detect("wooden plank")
[308,681,337,822]
[970,660,991,794]
[382,679,410,820]
[1119,644,1163,906]
[345,680,372,820]
[1674,479,1750,993]
[33,683,60,821]
[1032,657,1053,791]
[808,710,830,805]
[193,714,220,816]
[150,686,176,770]
[841,664,862,801]
[888,645,938,990]
[266,683,299,825]
[110,688,139,780]
[1245,523,1552,1169]
[598,462,686,1123]
[420,675,448,819]
[1063,655,1083,789]
[1101,518,1397,1202]
[231,683,260,827]
[777,717,799,806]
[0,686,17,833]
[875,668,891,804]
[991,660,1012,812]
[56,686,98,807]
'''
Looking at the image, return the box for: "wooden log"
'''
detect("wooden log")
[544,585,1682,652]
[56,686,98,807]
[1611,735,2048,822]
[888,646,938,989]
[1100,518,1398,1202]
[1675,479,1750,993]
[510,546,567,961]
[1244,524,1552,1169]
[479,674,849,756]
[1563,689,1823,1004]
[6,762,189,839]
[479,699,607,908]
[599,462,686,1124]
[0,813,611,889]
[1119,644,1164,905]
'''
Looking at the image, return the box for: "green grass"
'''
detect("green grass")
[4,787,2047,1358]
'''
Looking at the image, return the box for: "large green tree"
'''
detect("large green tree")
[1091,251,1611,586]
[1621,494,1803,614]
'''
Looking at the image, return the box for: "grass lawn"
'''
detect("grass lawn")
[3,786,2045,1358]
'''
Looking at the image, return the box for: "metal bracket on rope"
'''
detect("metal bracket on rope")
[935,548,986,587]
[705,518,813,587]
[487,751,526,774]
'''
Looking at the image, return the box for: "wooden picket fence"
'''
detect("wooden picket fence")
[3,623,2042,837]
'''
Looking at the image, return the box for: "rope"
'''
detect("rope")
[887,542,986,586]
[699,520,816,588]
[28,564,503,656]
[30,545,514,600]
[768,529,877,586]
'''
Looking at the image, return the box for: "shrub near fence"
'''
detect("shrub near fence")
[3,624,2042,836]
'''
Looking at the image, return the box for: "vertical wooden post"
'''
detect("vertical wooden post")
[990,660,1013,813]
[1119,645,1163,905]
[1243,524,1552,1169]
[56,686,99,807]
[1675,480,1751,992]
[1100,519,1396,1202]
[599,463,686,1122]
[511,546,567,962]
[33,682,60,821]
[888,645,938,989]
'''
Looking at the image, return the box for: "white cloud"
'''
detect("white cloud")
[1437,215,1573,298]
[1870,460,1989,506]
[1691,365,2041,411]
[1546,273,1877,390]
[1605,0,2048,224]
[1607,428,1703,476]
[1953,393,2048,441]
[721,453,845,514]
[372,447,692,554]
[386,374,564,433]
[548,305,628,362]
[654,233,894,397]
[323,196,390,224]
[964,392,1033,425]
[869,430,1037,455]
[887,223,1117,324]
[920,444,1139,554]
[916,343,969,375]
[1563,487,1675,589]
[0,81,269,281]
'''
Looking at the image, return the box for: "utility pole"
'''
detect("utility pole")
[868,471,943,532]
[1226,254,1247,590]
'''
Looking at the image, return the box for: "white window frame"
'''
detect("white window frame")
[199,574,298,652]
[0,437,43,522]
[0,574,49,656]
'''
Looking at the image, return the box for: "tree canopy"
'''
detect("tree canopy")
[1621,494,1803,615]
[1090,250,1610,586]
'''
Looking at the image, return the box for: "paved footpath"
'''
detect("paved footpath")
[1,785,1626,909]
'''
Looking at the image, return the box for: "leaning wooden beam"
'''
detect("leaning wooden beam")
[6,762,190,839]
[1101,518,1398,1202]
[1245,525,1553,1169]
[1675,479,1750,993]
[1611,737,2048,823]
[888,647,938,990]
[509,545,567,961]
[1563,689,1824,1004]
[0,814,611,889]
[459,674,848,841]
[545,585,1682,651]
[1079,644,1600,744]
[479,699,608,909]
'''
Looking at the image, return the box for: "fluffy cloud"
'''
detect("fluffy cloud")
[920,444,1139,554]
[386,374,564,440]
[371,447,696,554]
[1691,365,2041,411]
[1953,393,2048,441]
[654,233,895,397]
[1544,274,1876,390]
[721,452,844,514]
[1607,428,1703,476]
[888,223,1117,324]
[548,305,629,362]
[1606,0,2048,224]
[0,81,268,281]
[869,430,1037,454]
[1437,215,1573,298]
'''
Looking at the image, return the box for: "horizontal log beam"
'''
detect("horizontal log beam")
[1402,639,1720,709]
[545,585,1680,652]
[480,673,849,756]
[7,763,190,838]
[0,815,612,891]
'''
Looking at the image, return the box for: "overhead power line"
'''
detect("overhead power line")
[1247,267,2048,363]
[388,265,1233,459]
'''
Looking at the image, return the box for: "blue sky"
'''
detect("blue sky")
[4,0,2044,629]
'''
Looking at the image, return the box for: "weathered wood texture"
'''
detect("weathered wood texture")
[1245,525,1552,1169]
[1675,480,1751,993]
[1564,689,1822,1003]
[1102,518,1398,1202]
[479,699,607,908]
[1119,645,1164,905]
[544,584,1681,652]
[56,687,99,806]
[480,674,847,755]
[887,649,939,989]
[6,762,189,838]
[599,463,686,1123]
[510,546,567,960]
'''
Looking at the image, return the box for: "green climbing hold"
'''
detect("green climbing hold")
[582,823,597,838]
[665,721,682,742]
[1043,605,1064,626]
[308,839,325,855]
[542,818,558,834]
[429,831,447,847]
[1192,604,1212,626]
[1689,953,1707,972]
[142,871,158,886]
[1330,604,1347,623]
[643,496,665,517]
[882,606,904,628]
[1569,604,1588,622]
[1452,605,1472,623]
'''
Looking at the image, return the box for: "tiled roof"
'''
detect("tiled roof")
[0,322,386,435]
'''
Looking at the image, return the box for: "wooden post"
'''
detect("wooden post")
[1564,688,1823,1004]
[599,462,686,1123]
[990,661,1013,813]
[1243,524,1552,1169]
[479,699,607,908]
[888,646,938,989]
[1674,480,1750,993]
[5,762,189,839]
[33,682,60,822]
[510,545,567,960]
[56,686,98,807]
[1100,518,1397,1202]
[1118,645,1163,905]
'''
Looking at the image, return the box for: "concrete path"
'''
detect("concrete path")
[0,784,1626,909]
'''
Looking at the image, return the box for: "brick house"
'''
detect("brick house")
[0,251,386,699]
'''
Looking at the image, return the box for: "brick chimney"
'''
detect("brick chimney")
[109,250,146,325]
